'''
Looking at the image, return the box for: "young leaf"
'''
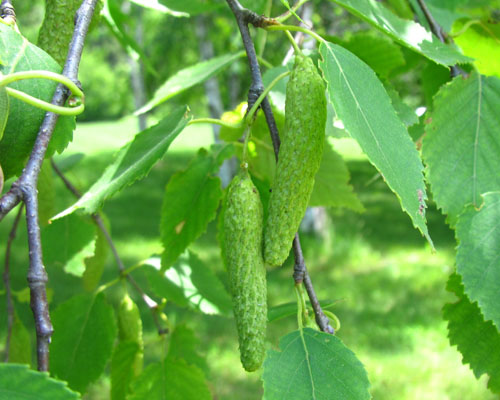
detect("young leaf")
[111,341,140,400]
[262,328,370,400]
[0,23,75,179]
[443,273,500,393]
[319,42,432,246]
[8,313,32,365]
[0,364,80,400]
[160,148,226,269]
[41,214,97,277]
[136,52,244,114]
[422,73,500,225]
[309,139,364,211]
[166,324,208,374]
[328,0,471,66]
[53,106,189,219]
[456,192,500,330]
[50,292,117,393]
[128,358,211,400]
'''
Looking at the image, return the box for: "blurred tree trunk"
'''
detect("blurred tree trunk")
[195,15,235,187]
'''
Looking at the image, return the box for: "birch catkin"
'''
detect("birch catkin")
[264,55,327,266]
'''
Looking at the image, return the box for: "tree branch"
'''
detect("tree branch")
[0,0,99,371]
[415,0,464,78]
[226,0,334,334]
[51,160,168,335]
[0,0,16,25]
[3,204,24,362]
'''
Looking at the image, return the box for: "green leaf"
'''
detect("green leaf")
[53,106,189,218]
[41,214,97,277]
[128,0,189,16]
[142,263,189,307]
[156,0,224,15]
[453,19,500,78]
[329,0,471,66]
[456,192,500,330]
[160,148,225,269]
[166,324,208,374]
[82,221,109,292]
[111,341,140,400]
[0,23,76,179]
[385,84,419,127]
[422,73,500,225]
[37,160,55,227]
[0,364,80,400]
[421,62,451,109]
[128,358,211,400]
[8,313,32,365]
[136,52,244,115]
[319,42,432,246]
[340,33,405,79]
[309,139,364,211]
[262,328,370,400]
[0,85,9,141]
[50,292,117,393]
[443,273,500,393]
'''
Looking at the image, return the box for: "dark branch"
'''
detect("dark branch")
[51,159,168,335]
[0,0,99,371]
[226,0,334,334]
[415,0,464,78]
[3,204,24,362]
[0,0,15,25]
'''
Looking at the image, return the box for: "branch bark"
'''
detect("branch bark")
[0,0,99,371]
[226,0,334,334]
[0,0,16,25]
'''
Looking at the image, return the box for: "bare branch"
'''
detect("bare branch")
[226,0,334,334]
[3,204,24,362]
[0,0,16,25]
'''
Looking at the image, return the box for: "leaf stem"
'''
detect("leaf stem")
[266,24,325,44]
[5,87,84,116]
[188,117,242,129]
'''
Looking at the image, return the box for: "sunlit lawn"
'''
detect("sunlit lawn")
[0,117,495,399]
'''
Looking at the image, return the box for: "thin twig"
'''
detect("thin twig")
[226,0,334,334]
[51,160,167,335]
[3,204,24,361]
[415,0,464,78]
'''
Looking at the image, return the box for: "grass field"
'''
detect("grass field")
[1,117,495,399]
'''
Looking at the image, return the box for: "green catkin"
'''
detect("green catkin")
[264,55,327,266]
[223,170,267,372]
[38,0,102,66]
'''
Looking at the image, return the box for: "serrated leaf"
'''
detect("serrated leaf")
[8,313,32,365]
[310,139,364,211]
[41,214,97,277]
[421,62,451,108]
[0,23,75,179]
[456,192,500,330]
[50,292,117,393]
[128,358,211,400]
[329,0,471,66]
[0,364,80,400]
[385,84,419,127]
[422,73,500,225]
[142,263,189,307]
[136,52,244,114]
[453,20,500,78]
[160,148,226,269]
[443,273,500,393]
[166,324,208,374]
[111,341,140,400]
[341,33,405,79]
[262,328,370,400]
[53,106,189,219]
[319,42,432,245]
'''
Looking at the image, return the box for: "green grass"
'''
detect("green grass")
[0,119,495,399]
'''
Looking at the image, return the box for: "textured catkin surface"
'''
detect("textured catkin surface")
[223,170,267,372]
[264,55,326,266]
